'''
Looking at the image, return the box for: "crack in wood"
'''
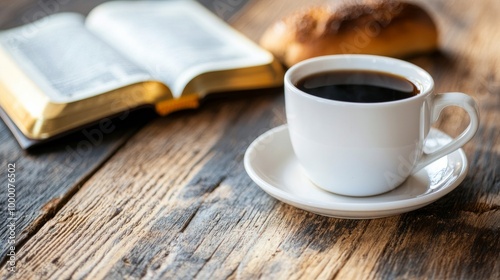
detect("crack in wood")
[179,206,202,233]
[190,235,224,279]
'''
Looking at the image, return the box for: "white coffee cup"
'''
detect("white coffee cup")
[285,55,479,197]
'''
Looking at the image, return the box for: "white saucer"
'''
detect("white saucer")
[244,125,468,219]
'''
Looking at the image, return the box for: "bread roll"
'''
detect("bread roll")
[260,0,438,67]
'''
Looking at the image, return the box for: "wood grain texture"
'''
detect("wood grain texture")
[1,0,499,279]
[0,0,156,264]
[0,110,153,261]
[0,0,250,267]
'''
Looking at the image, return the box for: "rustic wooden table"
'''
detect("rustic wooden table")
[1,0,499,279]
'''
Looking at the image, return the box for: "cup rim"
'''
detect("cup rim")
[284,54,435,107]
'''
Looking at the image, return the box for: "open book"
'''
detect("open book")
[0,0,283,148]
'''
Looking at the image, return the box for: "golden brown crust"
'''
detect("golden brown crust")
[260,0,439,67]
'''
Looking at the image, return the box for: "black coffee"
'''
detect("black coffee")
[296,70,419,103]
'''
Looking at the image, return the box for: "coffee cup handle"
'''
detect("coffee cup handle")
[414,92,480,172]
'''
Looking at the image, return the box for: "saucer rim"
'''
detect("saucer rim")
[244,124,468,213]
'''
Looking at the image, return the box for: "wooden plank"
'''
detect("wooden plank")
[1,0,499,279]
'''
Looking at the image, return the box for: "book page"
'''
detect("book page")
[0,13,152,103]
[86,0,274,98]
